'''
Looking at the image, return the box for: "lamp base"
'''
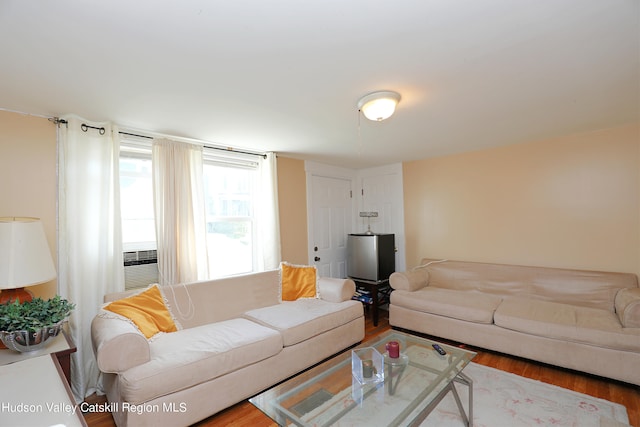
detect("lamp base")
[0,289,34,349]
[0,288,33,305]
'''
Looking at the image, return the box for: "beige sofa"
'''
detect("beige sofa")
[91,269,364,427]
[389,259,640,385]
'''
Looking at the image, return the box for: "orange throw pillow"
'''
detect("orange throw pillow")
[280,262,318,301]
[104,284,177,339]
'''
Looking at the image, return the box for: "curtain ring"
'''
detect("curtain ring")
[99,127,106,135]
[81,124,89,132]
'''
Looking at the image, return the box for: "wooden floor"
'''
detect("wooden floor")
[84,308,640,427]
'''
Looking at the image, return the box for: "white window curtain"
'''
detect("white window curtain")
[152,139,209,285]
[257,152,282,270]
[58,115,125,402]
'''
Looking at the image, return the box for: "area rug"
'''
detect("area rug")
[296,361,630,427]
[421,362,630,427]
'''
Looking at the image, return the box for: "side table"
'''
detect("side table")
[0,329,76,384]
[0,353,87,426]
[350,278,391,326]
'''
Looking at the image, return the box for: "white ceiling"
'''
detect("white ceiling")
[1,1,638,168]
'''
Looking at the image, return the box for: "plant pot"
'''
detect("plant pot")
[0,320,67,352]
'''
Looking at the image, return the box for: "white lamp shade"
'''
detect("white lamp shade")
[0,217,56,289]
[357,91,401,121]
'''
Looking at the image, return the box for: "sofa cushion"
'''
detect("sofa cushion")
[390,288,502,324]
[389,269,429,292]
[117,318,283,404]
[280,262,318,301]
[244,300,363,346]
[615,288,640,328]
[420,259,637,311]
[103,284,178,339]
[318,277,356,303]
[103,270,282,329]
[494,297,640,352]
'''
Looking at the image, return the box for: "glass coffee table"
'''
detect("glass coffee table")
[250,330,476,426]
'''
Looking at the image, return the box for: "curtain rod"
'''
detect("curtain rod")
[51,117,267,159]
[124,130,267,159]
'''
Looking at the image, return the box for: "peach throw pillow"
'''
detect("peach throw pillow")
[280,262,318,301]
[104,284,177,339]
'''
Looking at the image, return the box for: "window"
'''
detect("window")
[119,141,158,289]
[119,139,260,285]
[120,143,156,252]
[202,152,259,278]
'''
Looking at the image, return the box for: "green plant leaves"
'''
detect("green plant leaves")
[0,295,75,332]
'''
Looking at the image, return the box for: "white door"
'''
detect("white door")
[360,174,394,233]
[309,175,352,278]
[358,164,406,271]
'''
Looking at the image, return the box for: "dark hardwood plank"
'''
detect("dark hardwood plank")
[83,308,640,426]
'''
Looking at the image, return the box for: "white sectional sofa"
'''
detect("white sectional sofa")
[389,259,640,385]
[91,269,364,427]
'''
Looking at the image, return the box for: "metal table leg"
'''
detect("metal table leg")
[409,370,473,427]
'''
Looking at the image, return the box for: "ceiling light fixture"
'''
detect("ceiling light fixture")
[357,91,401,121]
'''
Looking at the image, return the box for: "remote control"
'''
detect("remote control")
[432,344,447,355]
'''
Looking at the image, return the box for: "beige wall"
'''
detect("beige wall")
[403,123,640,276]
[3,106,637,289]
[277,156,308,265]
[0,110,58,298]
[0,111,310,300]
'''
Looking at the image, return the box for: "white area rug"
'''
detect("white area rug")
[422,362,630,427]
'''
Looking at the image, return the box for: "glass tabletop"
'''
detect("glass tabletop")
[250,330,476,427]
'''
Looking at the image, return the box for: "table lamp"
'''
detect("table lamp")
[0,217,56,304]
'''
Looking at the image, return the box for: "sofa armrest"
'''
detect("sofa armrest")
[615,288,640,328]
[389,269,430,292]
[91,313,150,373]
[318,277,356,303]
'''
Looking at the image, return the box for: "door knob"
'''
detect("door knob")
[314,256,321,262]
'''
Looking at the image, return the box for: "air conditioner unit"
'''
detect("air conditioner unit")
[123,250,159,290]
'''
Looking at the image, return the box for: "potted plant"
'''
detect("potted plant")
[0,295,75,352]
